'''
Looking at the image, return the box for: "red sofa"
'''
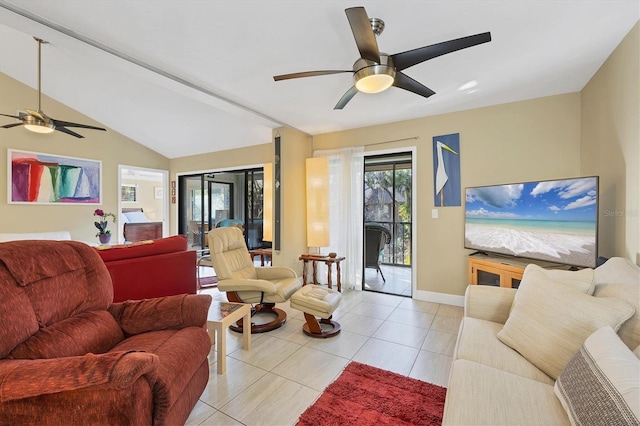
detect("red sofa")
[0,240,211,425]
[96,235,197,302]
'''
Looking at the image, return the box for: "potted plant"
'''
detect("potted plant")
[94,209,117,244]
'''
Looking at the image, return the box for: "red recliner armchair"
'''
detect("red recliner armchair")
[0,240,212,425]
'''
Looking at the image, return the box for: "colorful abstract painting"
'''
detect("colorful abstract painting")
[8,149,101,204]
[433,133,461,207]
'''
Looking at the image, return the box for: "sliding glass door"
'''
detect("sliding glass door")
[178,168,267,251]
[363,152,412,297]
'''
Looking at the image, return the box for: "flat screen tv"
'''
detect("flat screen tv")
[464,176,599,268]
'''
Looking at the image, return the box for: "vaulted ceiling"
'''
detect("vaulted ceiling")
[0,1,638,158]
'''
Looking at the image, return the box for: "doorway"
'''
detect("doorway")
[117,165,168,243]
[363,152,413,297]
[178,168,267,251]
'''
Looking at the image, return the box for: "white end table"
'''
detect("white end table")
[207,301,251,374]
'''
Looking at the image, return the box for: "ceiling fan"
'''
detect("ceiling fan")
[0,37,106,138]
[274,6,491,109]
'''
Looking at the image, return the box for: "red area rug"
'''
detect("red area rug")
[297,361,446,426]
[198,276,218,287]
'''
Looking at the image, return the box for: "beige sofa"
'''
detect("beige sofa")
[442,257,640,425]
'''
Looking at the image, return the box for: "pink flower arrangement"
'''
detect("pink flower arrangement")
[94,209,117,237]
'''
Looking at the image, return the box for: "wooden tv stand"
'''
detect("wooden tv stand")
[468,253,570,289]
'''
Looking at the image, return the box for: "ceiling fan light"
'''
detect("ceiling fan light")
[356,74,394,93]
[354,63,396,94]
[24,118,55,134]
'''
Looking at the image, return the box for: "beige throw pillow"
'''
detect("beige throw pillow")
[593,257,640,350]
[523,263,595,294]
[497,266,635,379]
[555,326,639,425]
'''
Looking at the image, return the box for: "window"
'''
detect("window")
[121,184,137,203]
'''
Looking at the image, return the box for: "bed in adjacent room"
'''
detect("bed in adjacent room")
[122,208,163,242]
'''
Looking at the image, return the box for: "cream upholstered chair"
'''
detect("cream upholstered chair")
[207,227,302,333]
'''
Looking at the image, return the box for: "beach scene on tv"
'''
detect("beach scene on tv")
[465,177,598,268]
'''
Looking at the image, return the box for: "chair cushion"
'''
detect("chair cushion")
[110,327,211,422]
[230,276,302,304]
[290,285,341,318]
[554,326,639,425]
[208,227,256,280]
[0,241,114,358]
[8,311,124,359]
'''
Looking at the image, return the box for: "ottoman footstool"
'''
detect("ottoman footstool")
[290,285,341,338]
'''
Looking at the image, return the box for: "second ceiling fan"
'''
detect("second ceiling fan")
[1,37,106,138]
[274,6,491,109]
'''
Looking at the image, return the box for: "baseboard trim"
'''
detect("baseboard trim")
[413,289,464,307]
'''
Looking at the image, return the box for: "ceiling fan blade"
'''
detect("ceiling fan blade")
[334,86,358,110]
[393,72,436,99]
[391,32,491,71]
[55,126,84,138]
[345,7,380,63]
[0,113,21,120]
[1,123,24,129]
[274,70,351,81]
[51,119,106,131]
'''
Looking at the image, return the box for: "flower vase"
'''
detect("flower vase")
[99,234,111,244]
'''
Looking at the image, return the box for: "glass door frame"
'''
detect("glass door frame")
[361,148,416,297]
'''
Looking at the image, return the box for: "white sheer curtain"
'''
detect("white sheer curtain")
[314,147,364,290]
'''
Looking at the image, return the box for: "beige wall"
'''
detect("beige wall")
[0,73,169,243]
[271,127,312,273]
[581,22,639,262]
[314,93,582,297]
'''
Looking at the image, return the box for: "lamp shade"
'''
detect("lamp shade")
[306,157,330,248]
[263,162,272,242]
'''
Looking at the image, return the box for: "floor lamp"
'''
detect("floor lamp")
[306,157,330,254]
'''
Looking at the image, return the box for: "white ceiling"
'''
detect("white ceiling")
[0,1,638,159]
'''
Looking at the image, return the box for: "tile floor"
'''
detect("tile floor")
[363,264,412,297]
[186,287,462,426]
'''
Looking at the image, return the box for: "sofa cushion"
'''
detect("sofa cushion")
[496,266,635,379]
[96,235,186,263]
[554,326,639,425]
[593,257,640,350]
[442,359,569,426]
[454,317,553,385]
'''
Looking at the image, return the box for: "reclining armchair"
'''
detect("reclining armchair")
[0,240,212,425]
[208,227,302,333]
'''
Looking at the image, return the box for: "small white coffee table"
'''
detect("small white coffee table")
[207,301,251,374]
